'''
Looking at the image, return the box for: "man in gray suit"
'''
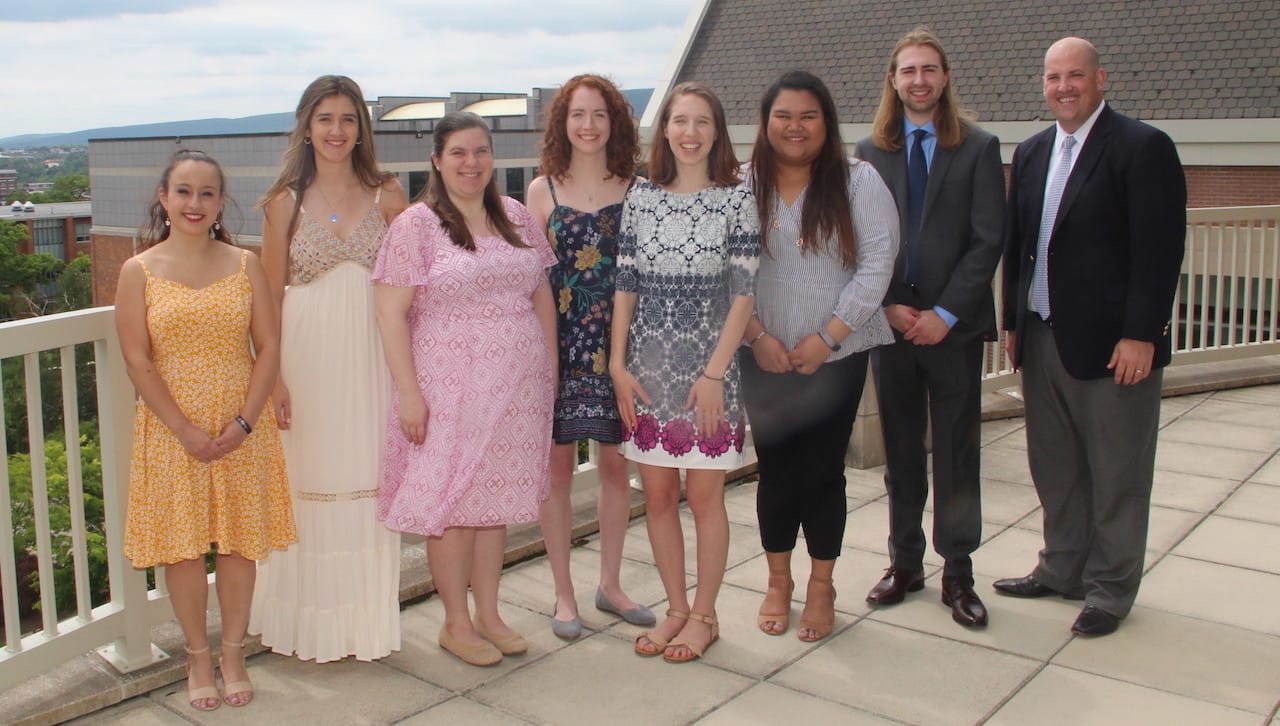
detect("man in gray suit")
[856,27,1005,628]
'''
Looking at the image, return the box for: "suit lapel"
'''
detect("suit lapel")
[1052,106,1113,237]
[1024,130,1052,249]
[922,145,954,227]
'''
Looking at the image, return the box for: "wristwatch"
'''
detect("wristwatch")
[817,328,841,351]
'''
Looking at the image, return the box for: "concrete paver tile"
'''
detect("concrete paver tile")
[1213,384,1280,406]
[1053,606,1280,715]
[723,480,759,527]
[968,478,1042,526]
[693,682,893,725]
[1159,416,1280,453]
[1141,555,1280,635]
[987,664,1261,725]
[1144,505,1205,554]
[972,443,1034,485]
[1181,398,1278,427]
[1159,392,1211,425]
[866,573,1078,660]
[842,500,945,564]
[1249,453,1280,486]
[469,633,752,726]
[981,418,1025,446]
[397,696,537,725]
[1217,483,1280,524]
[845,469,889,506]
[383,598,566,693]
[1150,470,1240,512]
[63,698,187,725]
[973,525,1046,579]
[1173,515,1280,574]
[772,619,1038,725]
[156,654,448,725]
[1155,440,1269,480]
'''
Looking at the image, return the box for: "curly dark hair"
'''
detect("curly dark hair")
[539,74,639,181]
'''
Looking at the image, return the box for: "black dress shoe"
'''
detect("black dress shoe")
[866,567,925,605]
[1071,605,1121,636]
[992,574,1058,598]
[941,580,988,627]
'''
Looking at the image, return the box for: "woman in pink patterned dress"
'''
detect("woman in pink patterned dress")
[373,111,557,667]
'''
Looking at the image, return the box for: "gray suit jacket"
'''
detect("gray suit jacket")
[856,122,1005,343]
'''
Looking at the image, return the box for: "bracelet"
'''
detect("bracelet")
[701,372,724,382]
[748,329,767,345]
[817,328,842,352]
[234,415,252,435]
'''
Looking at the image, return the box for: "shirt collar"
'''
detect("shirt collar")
[904,118,937,138]
[1055,99,1106,150]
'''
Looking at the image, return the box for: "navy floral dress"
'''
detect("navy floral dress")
[615,181,761,470]
[546,178,630,444]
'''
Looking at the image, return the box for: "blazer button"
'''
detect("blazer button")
[1028,255,1035,261]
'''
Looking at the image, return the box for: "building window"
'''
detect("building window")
[33,218,65,260]
[76,221,90,243]
[505,168,525,203]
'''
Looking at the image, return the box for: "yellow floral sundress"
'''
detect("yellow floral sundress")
[124,250,295,568]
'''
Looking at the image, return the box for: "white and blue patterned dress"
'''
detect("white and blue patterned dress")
[615,181,761,470]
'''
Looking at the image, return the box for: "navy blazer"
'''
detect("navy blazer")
[1001,104,1186,380]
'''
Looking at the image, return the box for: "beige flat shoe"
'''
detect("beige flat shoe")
[474,621,528,656]
[439,626,502,667]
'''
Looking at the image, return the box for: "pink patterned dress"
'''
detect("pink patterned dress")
[372,197,556,536]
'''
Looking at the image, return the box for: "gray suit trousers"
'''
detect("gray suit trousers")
[1022,315,1161,617]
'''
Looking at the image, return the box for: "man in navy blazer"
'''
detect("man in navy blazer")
[856,28,1005,629]
[996,37,1186,636]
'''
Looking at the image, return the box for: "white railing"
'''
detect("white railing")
[978,205,1280,392]
[0,308,165,693]
[2,206,1278,694]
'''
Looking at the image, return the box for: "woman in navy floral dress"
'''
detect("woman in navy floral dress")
[526,74,655,640]
[611,82,760,663]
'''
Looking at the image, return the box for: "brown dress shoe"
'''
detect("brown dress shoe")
[865,567,925,605]
[941,580,988,627]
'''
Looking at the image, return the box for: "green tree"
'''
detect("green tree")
[0,218,63,318]
[53,254,93,312]
[5,422,107,624]
[43,174,89,203]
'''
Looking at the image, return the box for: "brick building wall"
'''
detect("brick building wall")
[1185,167,1280,208]
[90,234,134,306]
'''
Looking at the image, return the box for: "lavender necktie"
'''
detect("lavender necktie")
[1030,135,1076,318]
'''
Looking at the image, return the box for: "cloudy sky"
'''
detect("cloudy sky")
[1,0,693,139]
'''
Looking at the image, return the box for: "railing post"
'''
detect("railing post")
[92,320,165,672]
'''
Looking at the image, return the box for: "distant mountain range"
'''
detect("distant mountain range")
[1,88,654,148]
[0,113,298,148]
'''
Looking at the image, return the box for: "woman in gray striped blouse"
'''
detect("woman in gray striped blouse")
[741,71,899,643]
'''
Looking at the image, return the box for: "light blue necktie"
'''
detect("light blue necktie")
[1030,135,1076,318]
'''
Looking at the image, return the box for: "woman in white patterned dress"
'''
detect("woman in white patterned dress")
[250,75,408,662]
[611,82,760,663]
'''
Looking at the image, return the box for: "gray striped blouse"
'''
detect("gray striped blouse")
[749,159,899,361]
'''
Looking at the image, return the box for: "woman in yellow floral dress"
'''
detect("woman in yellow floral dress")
[114,149,295,712]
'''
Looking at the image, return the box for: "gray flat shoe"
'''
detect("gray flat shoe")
[550,604,582,640]
[595,587,657,627]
